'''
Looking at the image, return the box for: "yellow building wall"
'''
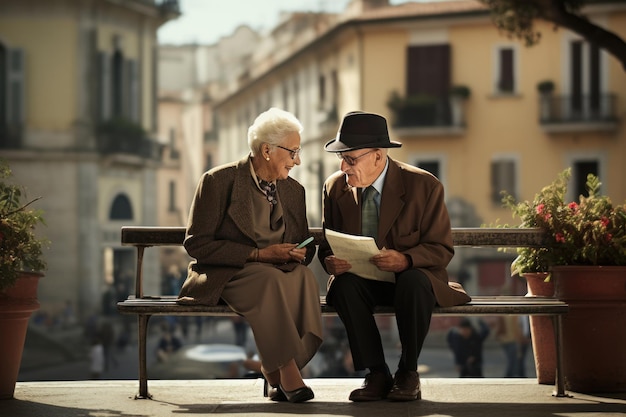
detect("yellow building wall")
[0,17,77,130]
[360,29,407,117]
[355,13,626,227]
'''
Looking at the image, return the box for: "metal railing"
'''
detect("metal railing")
[539,93,618,124]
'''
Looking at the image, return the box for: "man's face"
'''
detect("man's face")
[337,148,384,188]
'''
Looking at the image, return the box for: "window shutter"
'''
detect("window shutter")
[491,160,516,203]
[498,48,514,93]
[127,59,139,122]
[7,48,25,124]
[98,51,111,121]
[407,44,450,97]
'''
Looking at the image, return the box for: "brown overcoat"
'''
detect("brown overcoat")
[178,156,315,306]
[318,157,471,307]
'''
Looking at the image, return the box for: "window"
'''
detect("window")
[407,44,450,98]
[112,50,124,118]
[498,48,515,93]
[110,194,133,220]
[572,160,599,198]
[569,39,602,118]
[169,127,179,159]
[415,160,440,179]
[0,44,25,148]
[282,83,289,111]
[491,159,517,204]
[318,74,326,107]
[97,41,139,123]
[168,181,176,212]
[293,77,299,116]
[492,45,519,95]
[412,156,446,185]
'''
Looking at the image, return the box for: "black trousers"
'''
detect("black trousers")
[326,269,435,372]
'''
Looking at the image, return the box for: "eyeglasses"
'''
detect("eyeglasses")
[275,145,302,160]
[336,150,375,166]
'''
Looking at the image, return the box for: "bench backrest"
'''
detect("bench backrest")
[121,226,549,248]
[120,226,549,298]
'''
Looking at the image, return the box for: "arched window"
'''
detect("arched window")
[110,193,133,220]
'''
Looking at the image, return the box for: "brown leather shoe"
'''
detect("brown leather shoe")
[387,370,421,401]
[349,371,393,402]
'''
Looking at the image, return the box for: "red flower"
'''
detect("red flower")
[536,203,545,214]
[555,233,565,243]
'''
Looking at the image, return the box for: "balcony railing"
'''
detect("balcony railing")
[539,93,619,133]
[97,134,163,160]
[96,118,163,160]
[388,95,466,136]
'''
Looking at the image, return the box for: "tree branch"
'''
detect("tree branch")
[540,0,626,71]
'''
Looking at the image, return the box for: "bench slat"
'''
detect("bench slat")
[118,295,568,316]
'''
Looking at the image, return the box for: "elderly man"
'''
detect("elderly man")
[318,111,470,402]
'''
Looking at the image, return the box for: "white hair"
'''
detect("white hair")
[247,107,303,156]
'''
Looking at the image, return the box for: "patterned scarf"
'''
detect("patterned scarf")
[258,179,278,206]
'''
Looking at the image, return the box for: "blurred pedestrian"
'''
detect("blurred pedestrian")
[156,322,183,362]
[497,315,531,377]
[89,337,105,379]
[447,318,490,377]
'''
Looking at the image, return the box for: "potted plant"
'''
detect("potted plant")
[449,85,471,99]
[501,168,626,393]
[536,80,555,95]
[449,85,471,126]
[500,170,566,385]
[0,160,47,400]
[536,80,555,122]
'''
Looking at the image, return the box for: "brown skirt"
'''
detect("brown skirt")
[220,262,323,373]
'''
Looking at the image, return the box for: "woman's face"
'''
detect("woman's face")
[267,131,302,181]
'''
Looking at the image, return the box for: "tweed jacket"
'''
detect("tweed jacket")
[177,156,314,306]
[318,157,471,307]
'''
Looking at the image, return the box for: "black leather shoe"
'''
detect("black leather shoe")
[279,384,314,403]
[387,370,421,401]
[348,371,393,402]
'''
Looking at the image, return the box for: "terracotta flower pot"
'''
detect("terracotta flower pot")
[0,272,43,400]
[552,265,626,393]
[523,272,556,385]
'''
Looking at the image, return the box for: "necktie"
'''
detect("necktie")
[361,186,379,241]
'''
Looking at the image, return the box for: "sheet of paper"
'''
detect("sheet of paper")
[325,228,395,283]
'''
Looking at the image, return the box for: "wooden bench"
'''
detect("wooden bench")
[117,226,568,399]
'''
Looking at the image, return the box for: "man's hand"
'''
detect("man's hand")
[324,255,352,276]
[370,249,410,273]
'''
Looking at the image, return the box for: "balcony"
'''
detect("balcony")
[96,118,164,160]
[539,93,619,133]
[388,94,467,137]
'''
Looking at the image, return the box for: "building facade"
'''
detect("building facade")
[0,0,179,319]
[213,0,626,294]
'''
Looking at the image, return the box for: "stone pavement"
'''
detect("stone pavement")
[3,378,626,417]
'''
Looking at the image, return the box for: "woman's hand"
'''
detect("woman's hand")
[258,243,305,264]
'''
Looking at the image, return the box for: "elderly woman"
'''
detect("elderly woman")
[177,108,323,403]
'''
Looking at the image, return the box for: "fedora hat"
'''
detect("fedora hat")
[324,111,402,152]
